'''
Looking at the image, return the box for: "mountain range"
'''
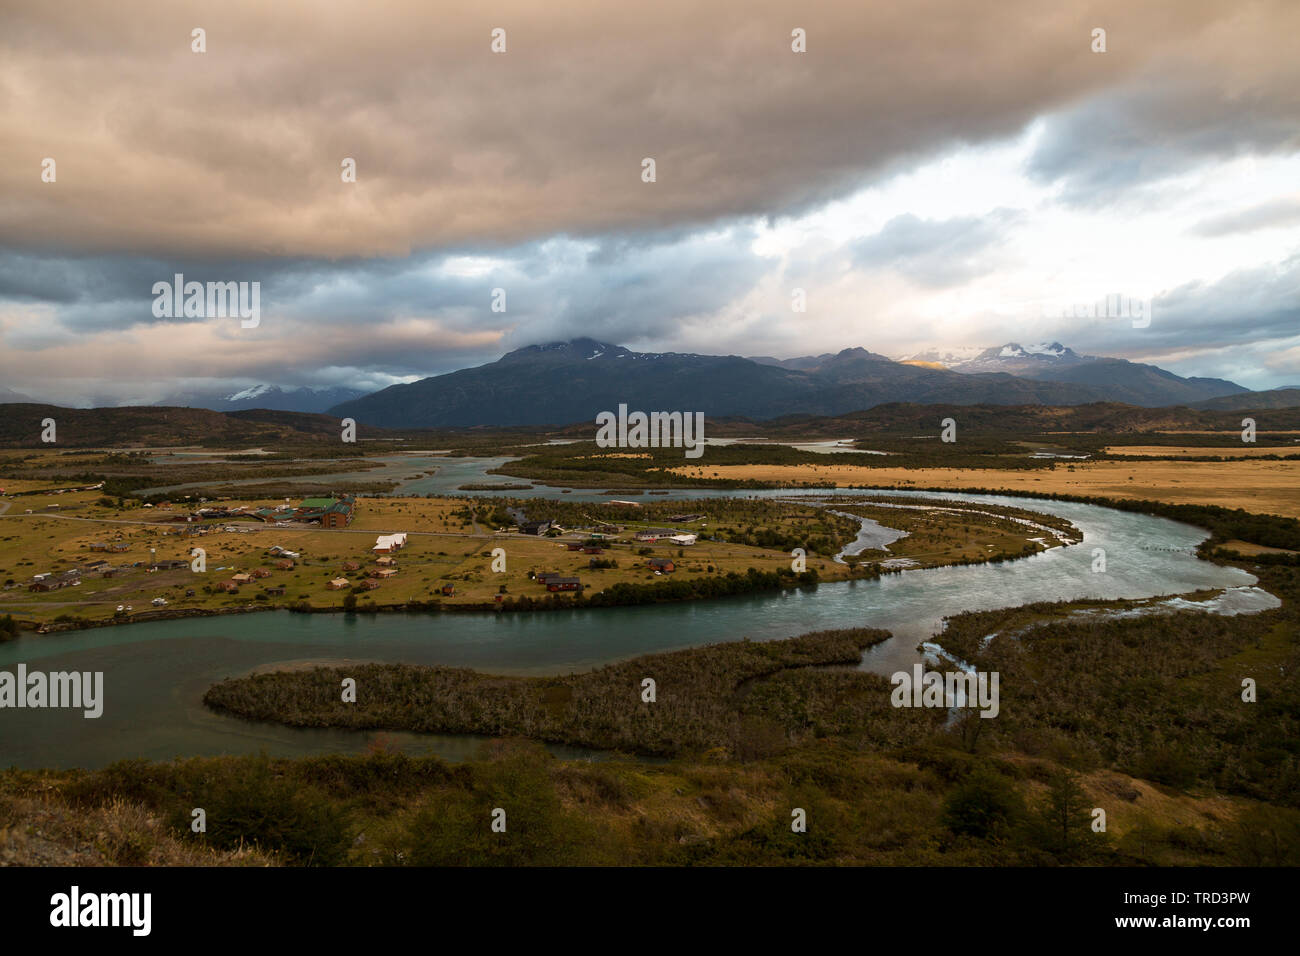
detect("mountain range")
[10,340,1288,427]
[327,338,1264,428]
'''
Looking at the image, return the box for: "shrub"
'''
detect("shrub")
[941,768,1024,839]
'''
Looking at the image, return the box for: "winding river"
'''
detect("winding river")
[0,486,1277,769]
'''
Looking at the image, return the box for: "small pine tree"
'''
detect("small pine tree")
[1034,770,1100,860]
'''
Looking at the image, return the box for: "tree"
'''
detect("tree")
[1032,770,1100,860]
[954,709,986,753]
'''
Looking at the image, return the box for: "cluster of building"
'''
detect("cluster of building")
[330,566,401,593]
[326,534,409,593]
[633,528,698,545]
[27,546,198,590]
[216,567,276,592]
[249,495,356,528]
[27,569,83,592]
[535,571,583,592]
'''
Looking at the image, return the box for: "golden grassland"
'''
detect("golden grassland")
[1102,445,1300,457]
[1151,430,1300,436]
[666,458,1300,518]
[1219,539,1300,556]
[0,493,844,624]
[0,479,103,495]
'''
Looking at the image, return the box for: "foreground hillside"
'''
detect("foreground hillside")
[3,506,1295,867]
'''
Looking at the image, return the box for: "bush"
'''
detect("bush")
[941,768,1024,839]
[168,756,351,865]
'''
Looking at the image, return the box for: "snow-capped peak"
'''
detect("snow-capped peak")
[994,342,1072,359]
[1020,342,1069,357]
[225,383,277,402]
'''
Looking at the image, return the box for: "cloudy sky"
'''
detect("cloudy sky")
[3,0,1298,405]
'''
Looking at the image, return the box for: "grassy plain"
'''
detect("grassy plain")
[665,458,1300,518]
[0,489,1068,628]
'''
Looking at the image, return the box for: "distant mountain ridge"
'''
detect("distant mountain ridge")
[1191,387,1300,411]
[4,399,1298,449]
[0,404,353,448]
[751,347,895,372]
[163,384,368,414]
[1,383,368,414]
[329,337,1251,428]
[921,341,1247,406]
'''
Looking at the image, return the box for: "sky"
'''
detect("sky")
[2,0,1298,406]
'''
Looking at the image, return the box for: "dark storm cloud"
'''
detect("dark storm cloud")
[4,0,1292,258]
[0,226,771,391]
[1027,62,1300,206]
[1,0,1297,402]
